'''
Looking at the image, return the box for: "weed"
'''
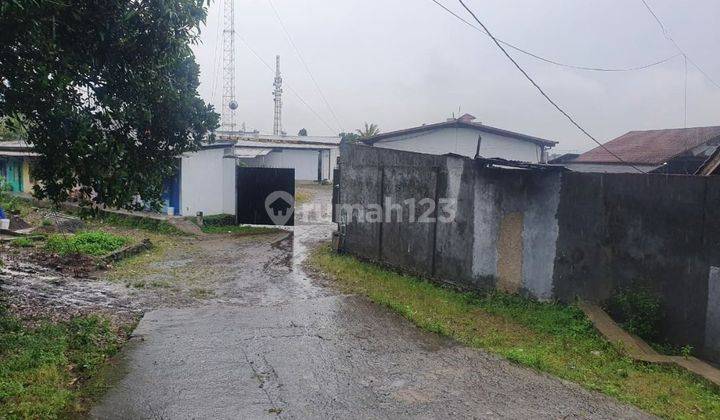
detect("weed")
[10,237,33,248]
[0,308,123,417]
[77,211,185,235]
[607,289,663,342]
[199,214,236,227]
[46,231,128,256]
[681,345,694,359]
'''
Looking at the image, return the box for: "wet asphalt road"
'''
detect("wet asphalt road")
[91,187,651,419]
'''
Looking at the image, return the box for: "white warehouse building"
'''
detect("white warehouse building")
[164,133,341,217]
[362,114,557,163]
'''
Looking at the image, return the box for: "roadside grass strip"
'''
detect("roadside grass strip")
[0,310,125,418]
[45,231,128,257]
[311,245,720,419]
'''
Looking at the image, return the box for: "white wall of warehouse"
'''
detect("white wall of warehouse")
[180,147,236,216]
[239,147,338,181]
[372,127,546,163]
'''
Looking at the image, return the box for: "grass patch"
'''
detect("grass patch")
[199,214,236,227]
[196,214,280,235]
[45,231,128,257]
[10,237,33,248]
[310,245,720,419]
[295,189,312,204]
[81,211,185,236]
[0,307,125,418]
[201,224,280,235]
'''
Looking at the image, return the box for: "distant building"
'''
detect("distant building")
[548,153,580,164]
[361,114,557,163]
[216,131,340,182]
[164,143,237,217]
[0,140,37,193]
[563,126,720,174]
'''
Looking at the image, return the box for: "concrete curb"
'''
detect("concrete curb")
[579,302,720,386]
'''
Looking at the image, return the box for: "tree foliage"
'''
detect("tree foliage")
[0,0,219,208]
[339,132,360,144]
[356,122,380,139]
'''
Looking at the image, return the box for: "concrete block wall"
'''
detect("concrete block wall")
[338,144,720,362]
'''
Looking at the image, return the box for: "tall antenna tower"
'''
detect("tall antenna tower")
[273,55,283,135]
[221,0,238,131]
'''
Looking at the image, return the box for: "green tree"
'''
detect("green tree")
[0,0,219,209]
[339,132,360,144]
[0,116,26,141]
[356,122,380,139]
[298,128,308,136]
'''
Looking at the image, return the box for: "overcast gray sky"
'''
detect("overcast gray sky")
[191,0,720,153]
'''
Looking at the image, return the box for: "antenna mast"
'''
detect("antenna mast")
[222,0,238,131]
[273,55,283,135]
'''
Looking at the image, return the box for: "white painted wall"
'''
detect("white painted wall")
[238,147,339,181]
[372,127,545,163]
[180,147,235,216]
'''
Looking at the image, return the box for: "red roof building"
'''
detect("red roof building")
[564,126,720,174]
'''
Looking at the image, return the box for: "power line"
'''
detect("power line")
[456,0,646,173]
[266,0,344,132]
[237,35,337,134]
[640,0,720,89]
[430,0,680,72]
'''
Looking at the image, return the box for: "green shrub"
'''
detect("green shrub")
[10,237,33,248]
[45,231,128,256]
[606,288,663,341]
[0,175,21,214]
[200,214,236,227]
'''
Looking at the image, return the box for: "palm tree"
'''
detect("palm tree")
[356,122,380,139]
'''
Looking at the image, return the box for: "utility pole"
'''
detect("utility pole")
[222,0,238,132]
[273,55,283,135]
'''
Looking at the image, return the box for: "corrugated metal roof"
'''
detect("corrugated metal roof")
[233,147,273,158]
[230,139,337,150]
[361,119,557,147]
[0,140,37,157]
[216,131,341,146]
[574,126,720,165]
[0,150,38,157]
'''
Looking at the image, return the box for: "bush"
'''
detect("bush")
[45,231,128,256]
[0,176,21,214]
[606,288,663,341]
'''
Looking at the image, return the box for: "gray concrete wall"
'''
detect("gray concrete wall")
[552,172,714,357]
[338,144,560,294]
[338,144,720,362]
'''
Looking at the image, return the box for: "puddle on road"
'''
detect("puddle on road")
[0,260,139,325]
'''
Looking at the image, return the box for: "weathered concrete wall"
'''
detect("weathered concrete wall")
[339,144,559,294]
[553,173,710,351]
[470,167,561,298]
[339,144,720,362]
